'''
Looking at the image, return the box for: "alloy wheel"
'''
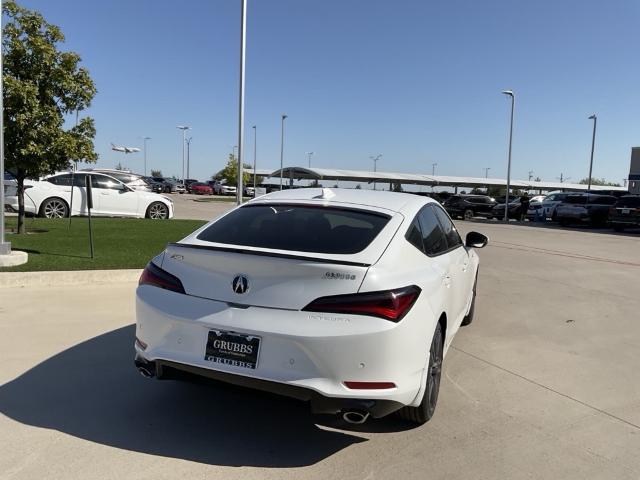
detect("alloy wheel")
[44,200,67,218]
[148,203,168,219]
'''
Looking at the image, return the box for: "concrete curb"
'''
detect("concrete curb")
[0,268,142,288]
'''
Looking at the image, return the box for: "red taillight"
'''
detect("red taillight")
[139,262,185,294]
[302,285,421,322]
[343,381,396,390]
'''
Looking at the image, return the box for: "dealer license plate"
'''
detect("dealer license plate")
[204,330,261,369]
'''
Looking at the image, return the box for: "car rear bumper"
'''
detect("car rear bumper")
[134,355,403,417]
[135,285,428,414]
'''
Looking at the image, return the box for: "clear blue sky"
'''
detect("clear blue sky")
[20,0,640,185]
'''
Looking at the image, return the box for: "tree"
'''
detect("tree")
[150,169,163,178]
[218,154,251,186]
[578,177,620,187]
[3,1,98,233]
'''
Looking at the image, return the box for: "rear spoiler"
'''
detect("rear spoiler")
[167,243,372,268]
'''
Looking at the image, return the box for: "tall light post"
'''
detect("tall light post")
[185,137,192,179]
[176,125,190,184]
[279,114,287,190]
[252,125,257,192]
[306,151,314,168]
[587,114,597,192]
[484,167,491,178]
[370,154,382,190]
[142,136,151,176]
[528,170,534,181]
[0,0,9,257]
[236,0,247,205]
[432,162,437,176]
[502,90,515,222]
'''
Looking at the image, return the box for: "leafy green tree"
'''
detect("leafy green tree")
[3,0,97,233]
[578,177,620,187]
[150,169,163,178]
[218,154,251,186]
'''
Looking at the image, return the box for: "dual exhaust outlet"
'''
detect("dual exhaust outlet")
[135,358,372,424]
[342,410,370,424]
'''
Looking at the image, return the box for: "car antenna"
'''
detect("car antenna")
[314,188,335,200]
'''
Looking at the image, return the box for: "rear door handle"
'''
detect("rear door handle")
[442,274,452,288]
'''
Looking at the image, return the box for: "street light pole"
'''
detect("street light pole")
[484,167,491,178]
[502,90,515,222]
[587,114,597,192]
[432,163,437,176]
[176,126,190,184]
[142,137,151,176]
[370,154,382,190]
[306,151,314,168]
[185,137,192,179]
[236,0,247,205]
[0,0,9,256]
[279,114,287,190]
[252,125,257,192]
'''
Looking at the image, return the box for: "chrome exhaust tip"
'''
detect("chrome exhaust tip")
[137,366,154,378]
[342,410,370,425]
[134,357,156,378]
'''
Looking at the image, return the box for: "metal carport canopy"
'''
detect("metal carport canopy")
[269,167,628,192]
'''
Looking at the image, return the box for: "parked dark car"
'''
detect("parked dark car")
[142,176,165,194]
[493,195,519,204]
[183,179,199,193]
[444,194,497,220]
[609,195,640,231]
[190,182,213,195]
[555,194,618,226]
[488,198,522,220]
[151,177,173,193]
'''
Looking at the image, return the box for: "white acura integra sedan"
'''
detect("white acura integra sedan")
[135,188,487,424]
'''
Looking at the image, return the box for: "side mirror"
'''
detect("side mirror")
[465,231,488,249]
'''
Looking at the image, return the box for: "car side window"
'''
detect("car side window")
[47,174,73,186]
[432,205,463,250]
[91,174,123,190]
[417,206,448,256]
[405,217,424,252]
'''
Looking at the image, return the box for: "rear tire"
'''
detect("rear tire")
[146,201,169,219]
[39,197,69,218]
[398,323,443,425]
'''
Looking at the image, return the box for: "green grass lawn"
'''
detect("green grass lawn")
[2,217,206,272]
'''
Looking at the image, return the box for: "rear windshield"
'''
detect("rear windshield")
[616,196,640,207]
[197,204,391,254]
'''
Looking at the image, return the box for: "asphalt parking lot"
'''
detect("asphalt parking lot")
[169,193,235,220]
[1,221,639,480]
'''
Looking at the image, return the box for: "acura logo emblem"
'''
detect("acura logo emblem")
[232,275,249,294]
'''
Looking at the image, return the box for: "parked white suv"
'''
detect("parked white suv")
[6,171,173,219]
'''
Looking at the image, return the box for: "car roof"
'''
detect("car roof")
[251,187,434,214]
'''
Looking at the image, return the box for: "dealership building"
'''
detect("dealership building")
[629,147,640,194]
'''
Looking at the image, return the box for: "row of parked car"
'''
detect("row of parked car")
[444,192,640,231]
[143,176,240,196]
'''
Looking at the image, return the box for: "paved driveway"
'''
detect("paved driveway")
[1,221,639,479]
